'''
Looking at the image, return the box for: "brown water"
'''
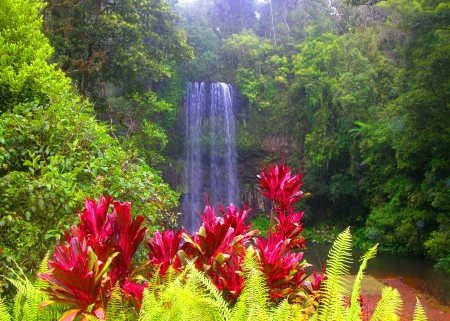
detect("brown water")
[302,243,450,304]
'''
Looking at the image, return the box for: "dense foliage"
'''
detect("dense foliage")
[0,0,178,275]
[174,0,450,267]
[42,0,193,167]
[0,161,430,320]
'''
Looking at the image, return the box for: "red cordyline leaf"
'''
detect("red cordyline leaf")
[258,162,304,212]
[107,201,147,284]
[181,204,256,269]
[38,237,117,321]
[147,229,183,275]
[177,203,256,302]
[77,196,112,240]
[274,208,306,250]
[122,278,148,310]
[212,254,245,304]
[255,233,306,300]
[39,197,148,319]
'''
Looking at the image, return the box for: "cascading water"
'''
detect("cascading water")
[181,82,240,233]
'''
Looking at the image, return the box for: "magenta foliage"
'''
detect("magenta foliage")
[147,229,183,275]
[39,196,147,320]
[258,161,304,212]
[145,204,255,303]
[37,159,324,317]
[107,201,147,284]
[39,237,116,321]
[274,208,306,249]
[122,278,148,310]
[255,233,306,300]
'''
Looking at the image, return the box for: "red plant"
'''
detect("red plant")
[39,197,147,320]
[176,204,257,303]
[258,161,304,212]
[274,208,306,250]
[107,201,147,284]
[122,278,148,310]
[212,254,245,304]
[147,229,183,275]
[37,160,323,317]
[255,233,306,300]
[39,237,118,321]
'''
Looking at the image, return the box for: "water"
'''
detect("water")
[303,243,450,304]
[181,82,239,234]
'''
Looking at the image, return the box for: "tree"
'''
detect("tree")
[0,0,178,273]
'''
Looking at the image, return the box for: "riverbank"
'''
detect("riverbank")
[350,275,450,320]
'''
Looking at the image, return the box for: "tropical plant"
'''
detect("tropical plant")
[0,256,62,321]
[37,197,147,320]
[0,0,179,276]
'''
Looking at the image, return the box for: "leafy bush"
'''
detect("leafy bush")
[0,0,178,274]
[1,161,431,320]
[251,215,270,237]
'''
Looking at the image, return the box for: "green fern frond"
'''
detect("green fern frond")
[3,256,62,321]
[346,244,378,321]
[0,295,12,321]
[318,227,353,321]
[231,253,270,321]
[412,298,428,321]
[139,261,231,321]
[272,299,302,321]
[138,287,168,321]
[34,252,50,290]
[370,286,402,321]
[185,262,231,321]
[106,282,126,321]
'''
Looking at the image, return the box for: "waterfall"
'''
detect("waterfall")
[181,82,240,233]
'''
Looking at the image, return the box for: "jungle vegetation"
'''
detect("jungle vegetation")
[0,0,449,316]
[173,0,450,269]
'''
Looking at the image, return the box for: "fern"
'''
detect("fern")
[318,227,353,321]
[0,295,12,321]
[370,287,402,321]
[139,270,169,321]
[0,257,62,321]
[34,252,50,290]
[7,260,46,321]
[187,264,232,320]
[412,298,428,321]
[138,287,168,321]
[106,282,127,321]
[346,244,378,321]
[230,251,270,321]
[271,299,308,321]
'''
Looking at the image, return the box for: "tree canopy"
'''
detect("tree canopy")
[0,0,179,272]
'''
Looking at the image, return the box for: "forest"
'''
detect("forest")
[0,0,449,319]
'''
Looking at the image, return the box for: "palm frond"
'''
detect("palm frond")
[346,244,378,321]
[318,227,353,321]
[370,286,402,321]
[412,298,428,321]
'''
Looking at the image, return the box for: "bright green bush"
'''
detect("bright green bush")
[0,0,178,273]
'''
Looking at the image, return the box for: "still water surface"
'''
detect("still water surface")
[302,243,450,304]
